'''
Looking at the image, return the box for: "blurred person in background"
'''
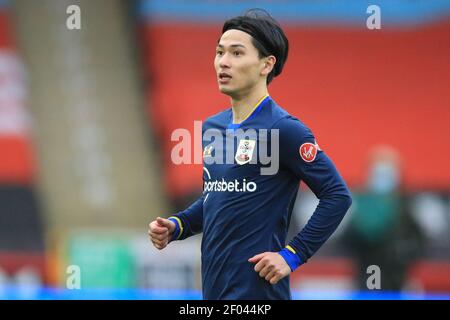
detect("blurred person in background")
[343,145,424,291]
[148,9,352,300]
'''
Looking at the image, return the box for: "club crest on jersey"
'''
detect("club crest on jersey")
[203,144,214,158]
[235,139,256,165]
[300,141,320,162]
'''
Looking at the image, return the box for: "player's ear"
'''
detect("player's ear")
[261,55,276,77]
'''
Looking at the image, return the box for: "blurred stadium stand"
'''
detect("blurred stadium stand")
[0,0,448,299]
[2,0,168,292]
[0,0,46,291]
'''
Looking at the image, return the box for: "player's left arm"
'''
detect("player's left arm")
[249,116,352,284]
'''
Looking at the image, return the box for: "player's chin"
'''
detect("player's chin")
[218,84,235,95]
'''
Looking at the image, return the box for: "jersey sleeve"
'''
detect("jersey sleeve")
[169,195,204,241]
[274,116,352,267]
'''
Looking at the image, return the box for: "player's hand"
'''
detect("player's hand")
[248,252,291,285]
[148,217,176,250]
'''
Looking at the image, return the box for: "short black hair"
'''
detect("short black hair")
[222,9,289,84]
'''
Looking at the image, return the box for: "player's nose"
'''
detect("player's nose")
[218,53,231,68]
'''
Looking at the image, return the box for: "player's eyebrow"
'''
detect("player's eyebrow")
[216,43,246,49]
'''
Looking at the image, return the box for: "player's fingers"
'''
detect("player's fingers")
[248,252,267,263]
[149,235,161,245]
[152,238,167,246]
[259,264,274,278]
[269,272,282,285]
[156,217,173,228]
[151,239,167,250]
[265,269,277,282]
[149,223,168,234]
[254,258,268,273]
[150,236,168,245]
[149,237,159,247]
[149,231,169,240]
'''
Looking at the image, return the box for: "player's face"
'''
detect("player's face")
[214,29,266,97]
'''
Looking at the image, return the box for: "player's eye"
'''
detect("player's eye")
[233,51,242,56]
[216,50,224,56]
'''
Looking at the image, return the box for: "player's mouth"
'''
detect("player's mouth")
[218,72,232,84]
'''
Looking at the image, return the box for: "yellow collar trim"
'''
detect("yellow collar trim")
[233,94,269,124]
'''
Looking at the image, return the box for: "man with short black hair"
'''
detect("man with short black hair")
[149,9,352,299]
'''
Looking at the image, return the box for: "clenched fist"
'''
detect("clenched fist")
[148,217,176,250]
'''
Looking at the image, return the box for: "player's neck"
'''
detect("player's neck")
[230,87,269,124]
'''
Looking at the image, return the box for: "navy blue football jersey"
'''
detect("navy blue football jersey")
[169,96,352,300]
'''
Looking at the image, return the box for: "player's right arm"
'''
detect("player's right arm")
[148,195,204,250]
